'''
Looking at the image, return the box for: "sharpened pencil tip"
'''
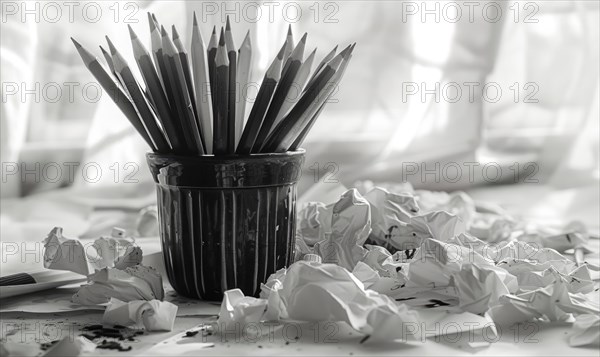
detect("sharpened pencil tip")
[340,44,352,59]
[99,45,108,55]
[212,26,216,35]
[160,25,168,37]
[193,12,198,27]
[218,27,225,46]
[241,30,251,46]
[226,16,231,31]
[151,13,158,22]
[70,37,81,48]
[300,32,307,43]
[172,25,179,40]
[128,25,137,40]
[147,13,156,32]
[276,43,286,59]
[105,36,117,55]
[287,24,292,37]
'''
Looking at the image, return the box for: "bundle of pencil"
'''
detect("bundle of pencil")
[73,14,354,155]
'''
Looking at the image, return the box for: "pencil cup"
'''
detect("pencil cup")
[146,150,305,301]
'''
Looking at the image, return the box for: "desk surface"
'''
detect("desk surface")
[1,309,598,356]
[1,184,599,355]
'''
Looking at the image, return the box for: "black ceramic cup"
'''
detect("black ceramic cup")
[146,150,305,301]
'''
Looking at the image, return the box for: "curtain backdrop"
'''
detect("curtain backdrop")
[1,1,598,199]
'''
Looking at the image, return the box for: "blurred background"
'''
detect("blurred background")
[1,1,599,236]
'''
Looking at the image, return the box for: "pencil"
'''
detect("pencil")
[213,29,230,155]
[99,45,122,86]
[236,44,284,154]
[261,45,351,152]
[252,33,307,151]
[71,38,156,151]
[235,30,252,148]
[129,25,187,154]
[148,13,166,91]
[274,47,316,125]
[290,46,353,150]
[191,12,213,154]
[108,37,170,153]
[162,26,205,155]
[308,45,337,84]
[282,24,294,70]
[289,101,326,151]
[172,25,198,122]
[224,17,237,154]
[207,26,218,112]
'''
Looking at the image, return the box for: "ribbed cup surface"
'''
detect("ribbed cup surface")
[147,151,304,301]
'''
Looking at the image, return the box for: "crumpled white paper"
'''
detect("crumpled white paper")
[103,298,178,331]
[72,265,164,305]
[219,260,422,342]
[487,271,599,327]
[569,314,600,347]
[43,227,93,276]
[41,227,162,306]
[43,336,96,357]
[287,184,599,345]
[311,189,372,270]
[43,227,142,276]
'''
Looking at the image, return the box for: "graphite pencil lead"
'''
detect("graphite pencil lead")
[276,43,286,59]
[172,25,180,41]
[193,11,198,27]
[216,40,229,66]
[127,24,137,40]
[105,36,117,56]
[208,26,217,49]
[71,37,81,49]
[226,15,231,31]
[147,12,156,33]
[218,27,226,47]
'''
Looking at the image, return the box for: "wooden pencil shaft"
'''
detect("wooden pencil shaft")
[260,61,339,152]
[178,51,198,120]
[251,59,301,151]
[271,57,349,152]
[275,49,316,125]
[289,101,326,150]
[100,46,122,86]
[162,27,206,153]
[224,21,237,154]
[236,77,277,154]
[213,64,230,155]
[309,46,337,84]
[85,59,156,151]
[227,50,237,154]
[191,29,213,154]
[159,53,193,152]
[114,62,170,153]
[191,22,214,154]
[290,54,352,150]
[235,32,252,147]
[130,26,187,153]
[107,38,169,152]
[173,27,198,123]
[207,30,218,112]
[164,52,205,155]
[136,54,187,153]
[72,38,156,151]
